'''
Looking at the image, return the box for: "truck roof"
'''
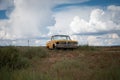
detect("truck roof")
[51,35,69,37]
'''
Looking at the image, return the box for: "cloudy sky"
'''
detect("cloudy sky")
[0,0,120,46]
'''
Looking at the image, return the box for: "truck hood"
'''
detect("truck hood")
[54,40,78,43]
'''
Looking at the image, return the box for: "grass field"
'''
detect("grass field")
[0,46,120,80]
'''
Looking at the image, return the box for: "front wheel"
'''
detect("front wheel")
[53,44,56,49]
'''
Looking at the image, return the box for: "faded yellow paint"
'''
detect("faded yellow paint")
[46,36,78,49]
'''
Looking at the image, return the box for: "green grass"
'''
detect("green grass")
[78,45,99,51]
[0,46,120,80]
[0,46,48,70]
[0,46,29,70]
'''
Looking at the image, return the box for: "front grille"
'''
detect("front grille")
[56,43,78,48]
[68,42,77,44]
[57,42,77,44]
[59,42,66,44]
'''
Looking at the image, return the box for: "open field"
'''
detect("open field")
[0,46,120,80]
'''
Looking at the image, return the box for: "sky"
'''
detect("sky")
[0,0,120,46]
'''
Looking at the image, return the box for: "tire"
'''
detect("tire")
[46,46,49,49]
[53,44,56,49]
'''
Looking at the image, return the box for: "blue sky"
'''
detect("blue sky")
[0,0,120,46]
[0,10,8,19]
[53,0,120,11]
[1,0,120,19]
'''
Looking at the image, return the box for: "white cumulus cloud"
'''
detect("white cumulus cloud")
[0,0,89,39]
[0,0,90,46]
[70,7,120,34]
[49,5,120,46]
[8,0,55,39]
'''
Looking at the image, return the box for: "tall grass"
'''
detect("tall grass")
[0,46,48,70]
[0,46,29,70]
[23,47,48,59]
[0,46,49,80]
[78,45,99,51]
[0,46,120,80]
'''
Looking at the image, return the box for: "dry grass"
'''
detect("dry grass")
[0,46,120,80]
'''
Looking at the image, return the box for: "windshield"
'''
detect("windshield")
[52,35,71,40]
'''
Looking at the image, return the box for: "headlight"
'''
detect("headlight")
[56,42,59,44]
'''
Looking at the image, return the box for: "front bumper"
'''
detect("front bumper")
[55,44,78,48]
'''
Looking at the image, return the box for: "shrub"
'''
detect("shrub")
[0,46,29,70]
[24,47,48,59]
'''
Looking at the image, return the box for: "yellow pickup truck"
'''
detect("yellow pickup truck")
[46,35,78,49]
